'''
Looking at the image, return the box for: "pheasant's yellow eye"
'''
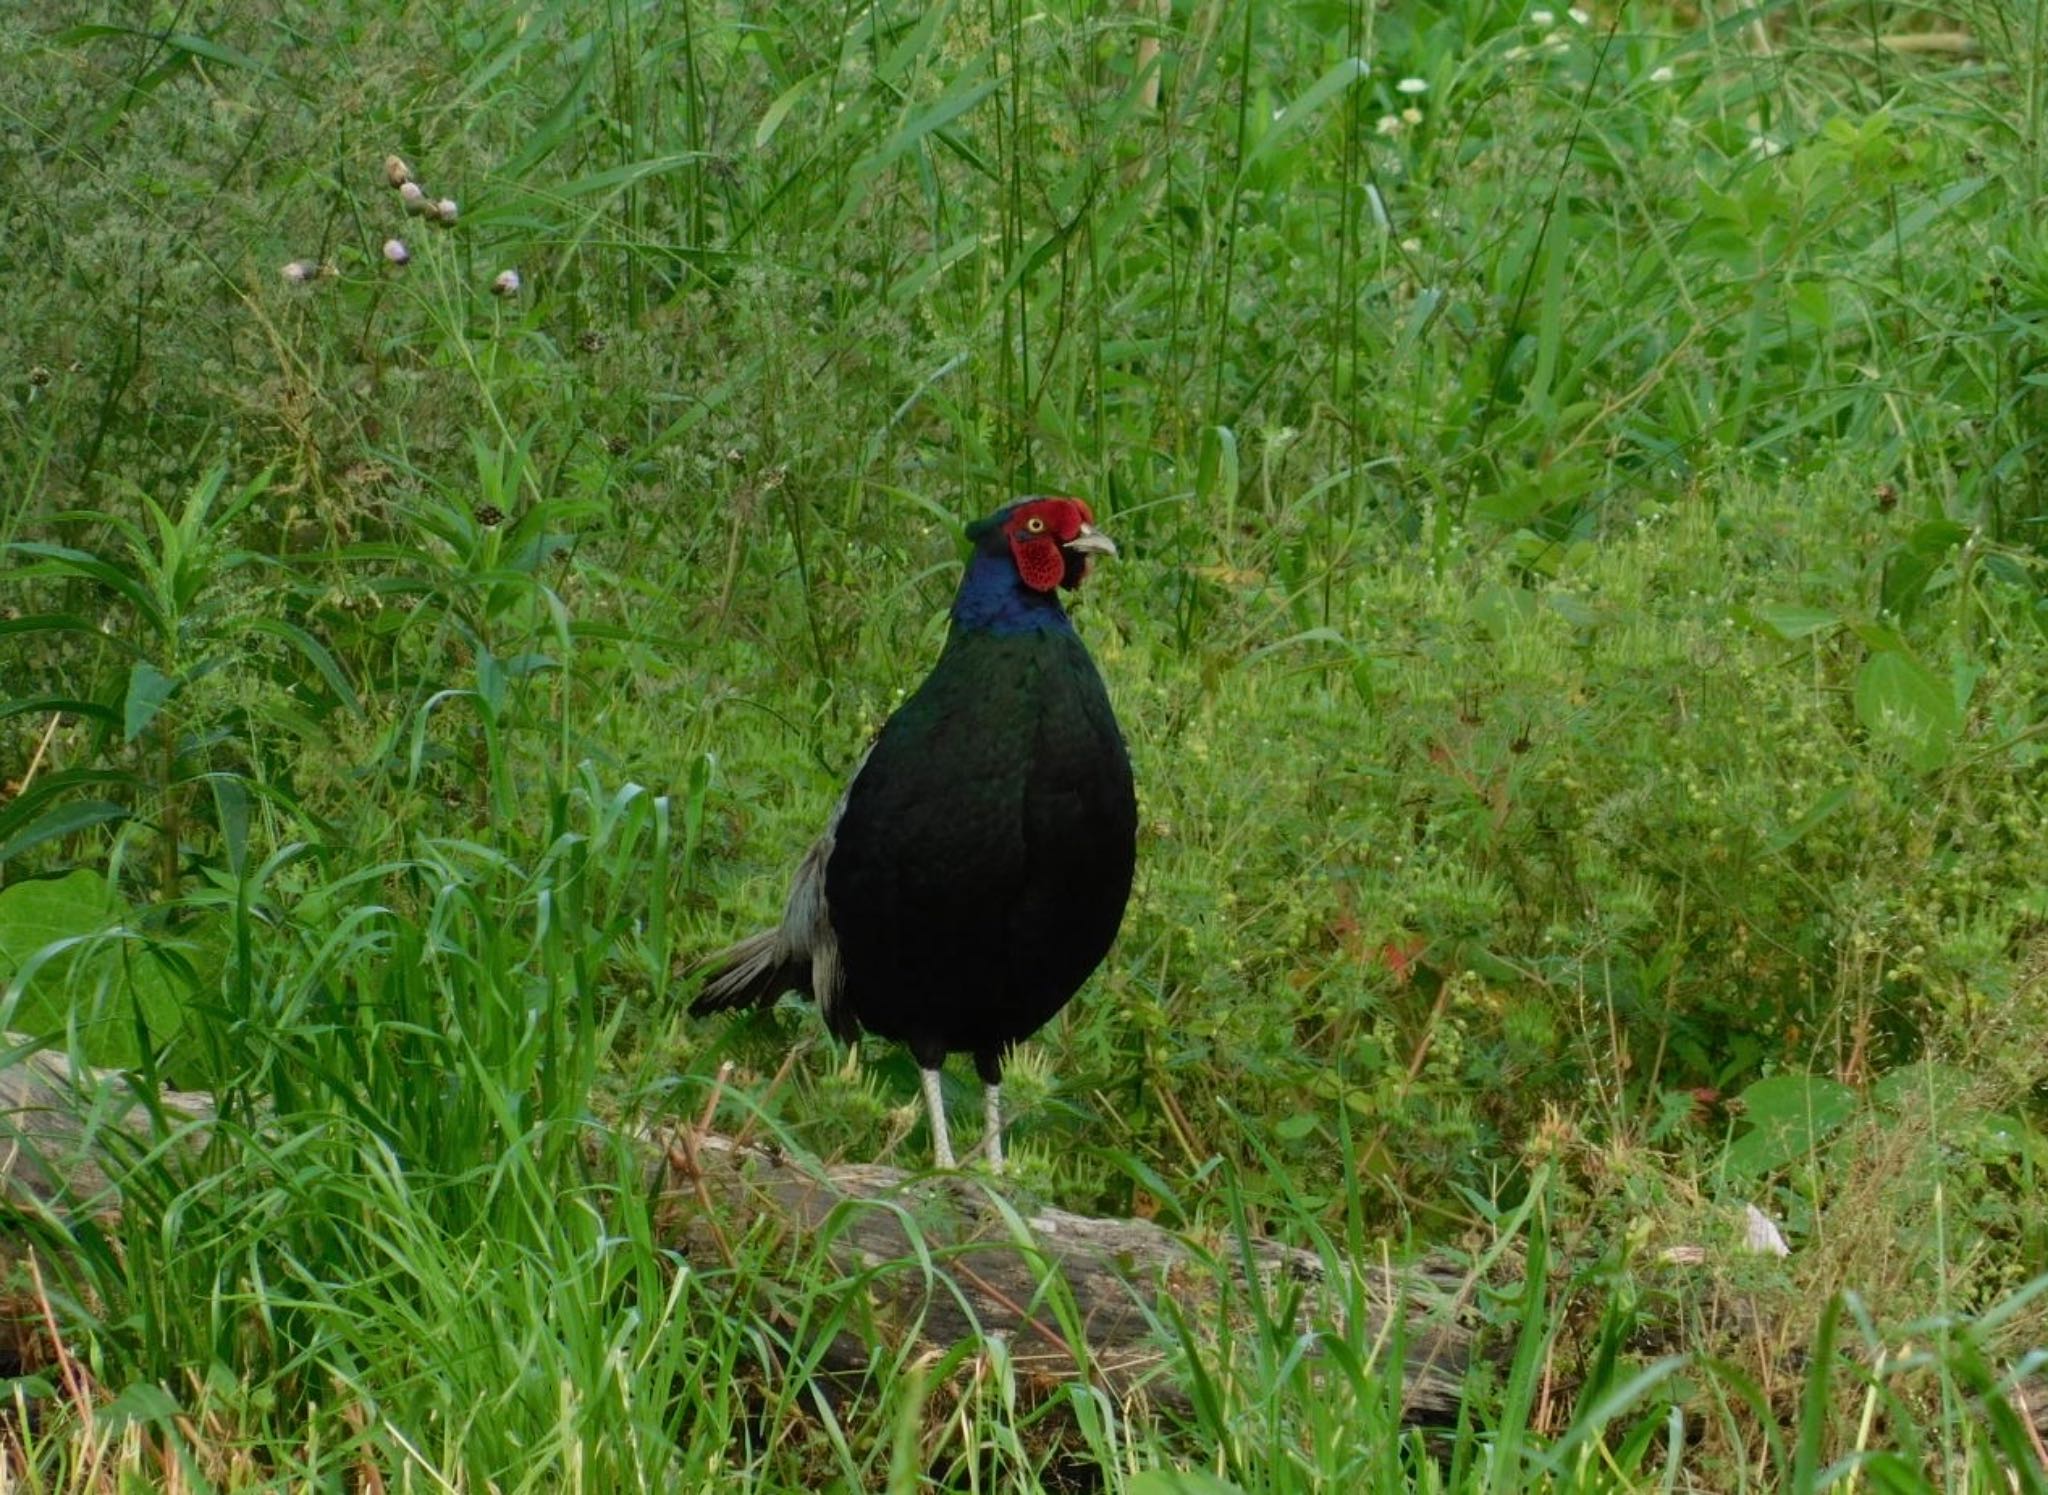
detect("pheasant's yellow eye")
[1025,516,1047,534]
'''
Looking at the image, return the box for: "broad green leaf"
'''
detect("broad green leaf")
[1274,1111,1320,1141]
[475,645,507,715]
[888,74,1000,166]
[1195,426,1239,516]
[874,0,951,83]
[755,71,820,149]
[5,542,166,636]
[888,235,979,306]
[161,32,271,76]
[1243,57,1368,171]
[242,617,363,717]
[101,1379,184,1432]
[1547,590,1597,630]
[1951,657,1984,715]
[1471,583,1538,640]
[0,801,130,865]
[457,0,577,114]
[1792,1294,1843,1489]
[1750,603,1838,640]
[1847,619,1908,652]
[0,870,123,967]
[56,25,273,86]
[556,152,716,201]
[1725,1073,1858,1179]
[1528,198,1571,410]
[841,68,999,222]
[1745,390,1861,455]
[124,661,178,741]
[1906,519,1970,557]
[1872,1061,1974,1116]
[0,869,186,1072]
[1854,649,1960,771]
[1129,1472,1250,1495]
[498,49,598,178]
[1881,548,1941,621]
[0,697,122,729]
[0,613,140,654]
[211,775,250,877]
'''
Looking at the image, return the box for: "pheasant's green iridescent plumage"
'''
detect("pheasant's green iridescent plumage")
[692,498,1137,1168]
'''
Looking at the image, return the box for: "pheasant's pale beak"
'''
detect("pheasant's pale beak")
[1063,524,1117,558]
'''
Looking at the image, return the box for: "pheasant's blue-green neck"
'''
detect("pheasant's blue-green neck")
[950,549,1074,636]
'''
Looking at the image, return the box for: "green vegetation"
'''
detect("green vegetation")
[2,0,2045,1486]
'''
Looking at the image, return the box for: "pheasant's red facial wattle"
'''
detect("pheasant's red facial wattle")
[1004,498,1098,594]
[1013,533,1066,591]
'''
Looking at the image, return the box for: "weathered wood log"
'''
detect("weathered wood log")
[0,1041,216,1208]
[648,1126,1473,1421]
[0,1040,1474,1423]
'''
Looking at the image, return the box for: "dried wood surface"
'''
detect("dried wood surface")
[651,1127,1472,1420]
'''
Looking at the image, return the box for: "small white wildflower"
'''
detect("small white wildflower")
[399,181,429,214]
[384,154,412,188]
[1568,6,1591,22]
[1398,237,1422,253]
[1401,105,1423,125]
[491,268,522,297]
[1376,113,1403,136]
[382,238,410,266]
[1396,76,1428,95]
[433,198,459,226]
[1748,134,1783,157]
[280,259,321,285]
[1530,8,1555,24]
[1650,64,1675,83]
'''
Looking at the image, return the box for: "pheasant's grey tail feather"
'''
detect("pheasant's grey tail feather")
[689,811,847,1031]
[689,928,797,1015]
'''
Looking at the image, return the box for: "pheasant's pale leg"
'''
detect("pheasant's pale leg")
[983,1083,1004,1174]
[921,1067,956,1169]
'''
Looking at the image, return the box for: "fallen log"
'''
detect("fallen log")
[647,1125,1473,1421]
[0,1039,1475,1423]
[0,1041,216,1207]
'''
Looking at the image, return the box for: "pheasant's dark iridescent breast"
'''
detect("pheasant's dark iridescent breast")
[825,624,1136,1075]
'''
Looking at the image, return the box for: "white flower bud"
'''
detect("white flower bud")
[433,198,459,226]
[281,260,321,285]
[383,238,411,266]
[399,181,429,214]
[490,268,521,297]
[1396,76,1428,94]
